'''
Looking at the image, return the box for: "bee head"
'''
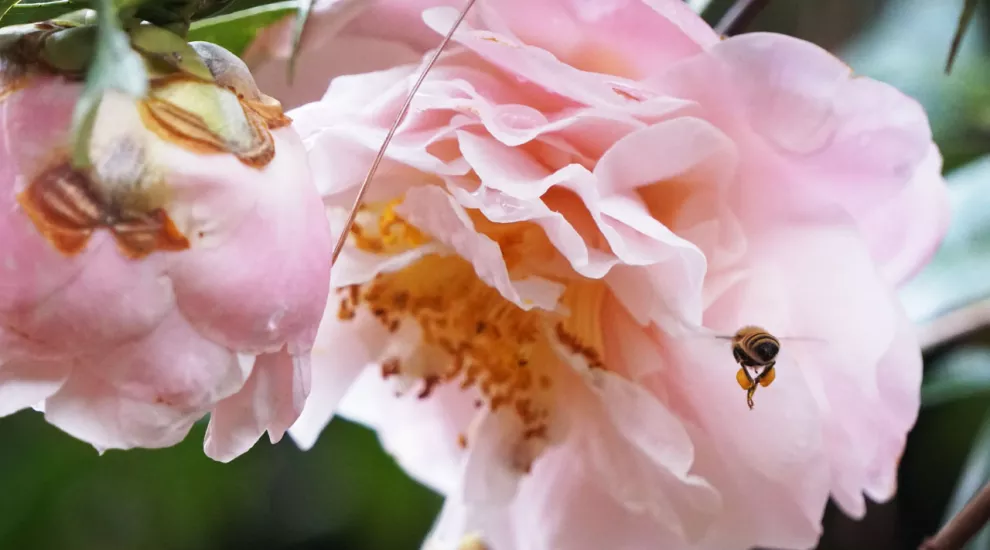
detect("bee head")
[753,340,779,363]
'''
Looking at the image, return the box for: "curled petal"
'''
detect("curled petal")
[205,348,310,462]
[858,144,950,286]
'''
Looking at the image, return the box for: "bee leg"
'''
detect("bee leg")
[736,367,755,389]
[756,363,776,388]
[737,368,756,410]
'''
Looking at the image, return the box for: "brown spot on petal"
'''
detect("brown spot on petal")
[612,86,643,102]
[0,74,31,105]
[138,96,227,152]
[111,207,191,259]
[16,164,98,255]
[137,94,276,169]
[478,33,516,47]
[241,96,292,130]
[381,357,401,379]
[17,161,190,259]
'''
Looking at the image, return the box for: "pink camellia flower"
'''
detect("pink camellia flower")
[0,23,332,461]
[253,0,949,548]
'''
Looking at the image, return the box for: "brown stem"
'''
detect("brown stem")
[714,0,770,36]
[918,298,990,353]
[945,0,978,75]
[920,480,990,550]
[331,0,477,264]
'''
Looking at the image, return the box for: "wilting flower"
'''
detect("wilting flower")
[255,0,949,548]
[0,23,332,461]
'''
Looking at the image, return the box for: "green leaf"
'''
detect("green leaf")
[0,0,22,24]
[946,0,978,75]
[0,0,82,26]
[69,0,146,168]
[187,0,294,57]
[923,347,990,408]
[286,0,310,82]
[941,409,990,549]
[134,0,238,35]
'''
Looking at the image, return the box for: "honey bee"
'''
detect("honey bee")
[715,326,780,410]
[706,325,825,410]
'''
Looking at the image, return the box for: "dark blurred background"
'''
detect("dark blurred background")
[5,1,990,549]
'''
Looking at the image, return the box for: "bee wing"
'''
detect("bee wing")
[778,335,828,344]
[669,323,733,341]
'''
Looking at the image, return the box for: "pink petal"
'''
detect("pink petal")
[577,370,719,542]
[0,358,68,417]
[288,308,393,451]
[337,364,479,495]
[858,144,950,286]
[655,32,933,219]
[396,185,566,311]
[444,131,708,330]
[204,348,310,462]
[252,36,421,110]
[421,6,657,109]
[42,310,246,451]
[704,218,914,522]
[864,298,922,504]
[657,319,830,548]
[166,128,333,356]
[475,0,711,79]
[428,367,719,549]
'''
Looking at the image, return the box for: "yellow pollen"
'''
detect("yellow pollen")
[347,199,429,254]
[340,200,609,450]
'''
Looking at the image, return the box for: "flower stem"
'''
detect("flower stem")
[920,480,990,550]
[686,0,716,15]
[714,0,770,36]
[332,0,478,264]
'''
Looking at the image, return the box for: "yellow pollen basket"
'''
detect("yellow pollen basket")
[338,199,609,446]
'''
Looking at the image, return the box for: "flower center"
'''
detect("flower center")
[338,200,607,452]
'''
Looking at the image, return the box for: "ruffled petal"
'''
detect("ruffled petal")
[288,308,393,451]
[655,32,934,220]
[0,358,68,417]
[475,0,711,79]
[425,367,719,549]
[204,348,310,462]
[422,6,656,109]
[858,144,950,286]
[396,185,566,311]
[41,310,246,451]
[338,364,479,495]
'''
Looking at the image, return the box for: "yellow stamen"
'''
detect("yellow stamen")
[340,200,610,452]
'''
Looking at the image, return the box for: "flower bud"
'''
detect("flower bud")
[0,22,332,461]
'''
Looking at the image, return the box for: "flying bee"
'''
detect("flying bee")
[715,326,780,410]
[709,326,825,410]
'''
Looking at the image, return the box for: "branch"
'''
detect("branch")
[714,0,770,36]
[920,480,990,550]
[945,0,978,75]
[918,297,990,353]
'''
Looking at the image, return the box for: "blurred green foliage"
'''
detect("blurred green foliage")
[0,411,442,549]
[5,1,990,549]
[187,1,294,57]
